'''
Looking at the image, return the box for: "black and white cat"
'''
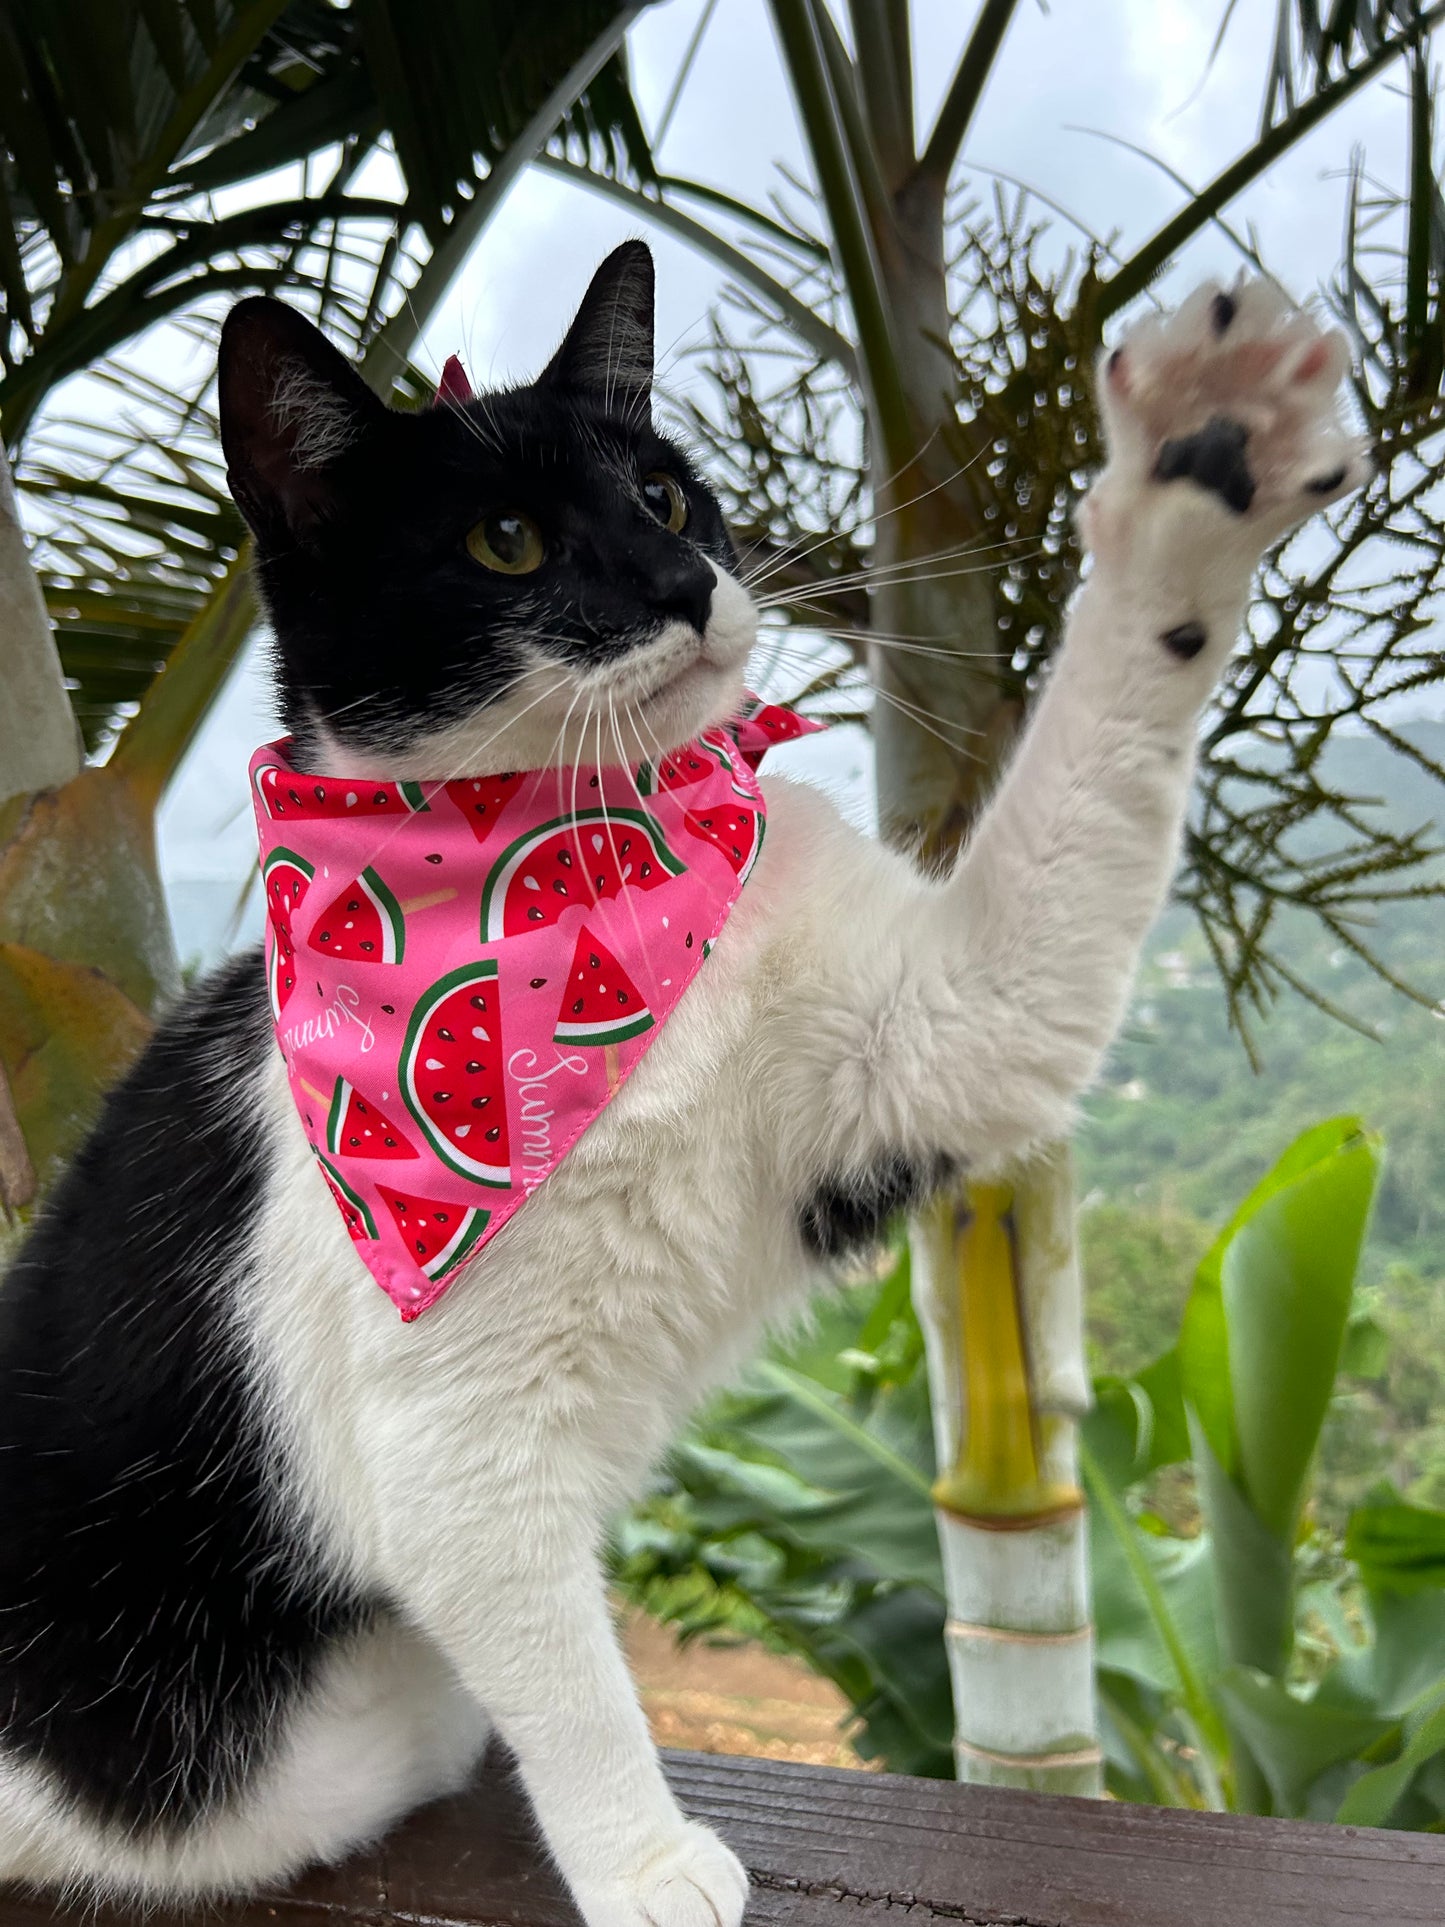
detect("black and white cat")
[0,243,1366,1920]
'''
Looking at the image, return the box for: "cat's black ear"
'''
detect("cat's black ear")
[218,297,384,542]
[539,240,654,420]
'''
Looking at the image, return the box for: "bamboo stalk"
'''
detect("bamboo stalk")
[913,1159,1101,1794]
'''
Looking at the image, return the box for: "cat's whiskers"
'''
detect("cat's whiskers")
[750,539,1041,609]
[428,674,574,790]
[756,639,987,750]
[554,684,591,820]
[775,625,1010,664]
[739,440,993,596]
[605,694,664,989]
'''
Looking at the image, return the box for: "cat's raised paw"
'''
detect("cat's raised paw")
[573,1821,749,1927]
[1095,277,1371,540]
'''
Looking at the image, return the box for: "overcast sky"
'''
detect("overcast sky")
[154,0,1436,962]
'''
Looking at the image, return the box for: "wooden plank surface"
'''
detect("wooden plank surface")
[4,1748,1445,1927]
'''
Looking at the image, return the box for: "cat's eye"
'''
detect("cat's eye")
[642,471,688,534]
[466,510,544,575]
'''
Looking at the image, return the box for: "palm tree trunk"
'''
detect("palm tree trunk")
[866,267,1101,1791]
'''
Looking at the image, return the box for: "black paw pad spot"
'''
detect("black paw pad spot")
[1210,291,1237,334]
[1153,415,1256,513]
[1161,621,1208,661]
[1306,466,1347,494]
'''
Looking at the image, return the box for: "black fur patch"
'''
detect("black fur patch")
[1160,620,1208,661]
[798,1154,956,1260]
[0,954,368,1835]
[1153,414,1256,513]
[218,267,737,767]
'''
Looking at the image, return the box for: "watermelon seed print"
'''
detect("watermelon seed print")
[377,1184,490,1282]
[400,959,512,1187]
[637,738,732,797]
[267,920,299,1021]
[554,928,655,1047]
[445,772,526,843]
[325,1078,418,1161]
[263,846,314,925]
[682,802,765,884]
[308,866,407,963]
[479,809,684,942]
[255,764,430,820]
[263,848,314,1021]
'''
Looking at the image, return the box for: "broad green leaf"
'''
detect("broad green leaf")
[1191,1415,1295,1677]
[1083,1349,1189,1489]
[822,1584,953,1753]
[1347,1499,1445,1595]
[1090,1504,1220,1699]
[1220,1120,1379,1537]
[1177,1119,1380,1676]
[1181,1117,1379,1536]
[707,1370,943,1594]
[1335,1693,1445,1828]
[1321,1589,1445,1722]
[1216,1667,1391,1818]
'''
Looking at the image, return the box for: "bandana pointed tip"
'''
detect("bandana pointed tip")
[435,355,473,405]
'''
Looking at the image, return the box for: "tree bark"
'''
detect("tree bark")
[0,440,80,809]
[866,212,1101,1793]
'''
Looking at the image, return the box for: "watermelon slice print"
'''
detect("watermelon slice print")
[254,765,430,820]
[445,771,528,841]
[636,739,730,797]
[554,928,655,1047]
[307,867,406,964]
[264,847,314,1021]
[400,959,511,1187]
[742,700,811,746]
[268,919,300,1021]
[682,802,765,883]
[377,1184,491,1283]
[263,847,314,925]
[479,809,684,943]
[315,1153,378,1244]
[325,1078,418,1161]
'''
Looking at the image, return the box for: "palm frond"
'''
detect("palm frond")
[692,171,1445,1038]
[0,0,654,439]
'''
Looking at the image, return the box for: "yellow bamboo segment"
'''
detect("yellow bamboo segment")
[932,1181,1084,1528]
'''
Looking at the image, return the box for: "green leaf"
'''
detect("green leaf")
[1083,1348,1189,1489]
[709,1364,943,1594]
[1216,1667,1392,1819]
[1347,1499,1445,1596]
[1088,1491,1221,1701]
[1335,1693,1445,1828]
[1191,1413,1295,1678]
[1169,1120,1379,1679]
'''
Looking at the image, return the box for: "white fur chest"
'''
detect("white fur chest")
[242,774,878,1576]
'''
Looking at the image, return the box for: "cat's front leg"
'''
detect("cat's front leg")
[774,281,1370,1190]
[400,1512,746,1927]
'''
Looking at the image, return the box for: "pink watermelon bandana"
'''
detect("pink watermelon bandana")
[250,696,823,1319]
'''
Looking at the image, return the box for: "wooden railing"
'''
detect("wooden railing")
[3,1749,1443,1926]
